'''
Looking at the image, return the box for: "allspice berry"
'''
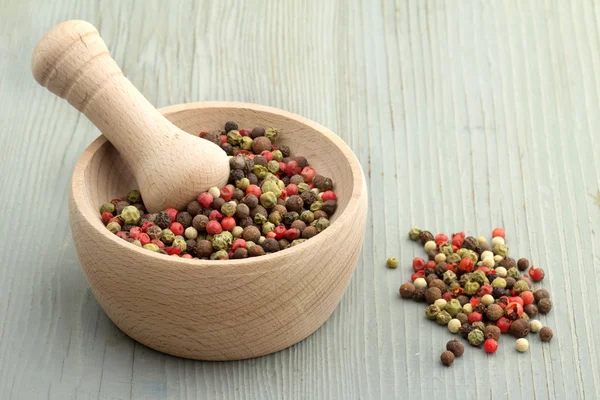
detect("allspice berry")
[252,136,272,154]
[302,226,319,239]
[534,288,551,303]
[176,211,193,228]
[517,257,530,271]
[537,298,552,314]
[425,287,442,304]
[484,325,501,341]
[262,238,280,253]
[456,313,468,325]
[539,326,553,342]
[524,304,538,318]
[400,282,416,298]
[440,351,455,366]
[429,279,446,292]
[243,226,261,242]
[485,304,504,321]
[418,230,434,245]
[505,277,517,290]
[248,244,266,257]
[412,287,427,302]
[509,319,530,338]
[446,339,464,357]
[232,248,248,259]
[194,240,213,258]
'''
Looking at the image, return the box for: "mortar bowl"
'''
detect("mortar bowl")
[70,101,368,360]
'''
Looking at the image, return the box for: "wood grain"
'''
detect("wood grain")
[1,0,600,399]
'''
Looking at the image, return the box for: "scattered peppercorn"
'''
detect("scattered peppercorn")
[539,326,553,342]
[537,298,552,314]
[440,351,455,366]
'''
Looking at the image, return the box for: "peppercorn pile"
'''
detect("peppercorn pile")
[98,121,338,259]
[395,227,554,366]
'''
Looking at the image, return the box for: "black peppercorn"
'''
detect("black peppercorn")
[321,200,337,216]
[176,211,193,228]
[285,195,304,213]
[289,175,304,185]
[250,127,265,138]
[435,262,447,277]
[487,274,498,283]
[262,238,280,253]
[224,121,238,132]
[517,258,530,271]
[186,240,197,256]
[221,143,234,155]
[424,267,435,277]
[232,188,245,201]
[230,169,245,182]
[505,277,516,290]
[230,155,246,170]
[201,207,213,217]
[235,203,250,219]
[300,190,317,205]
[238,217,254,228]
[427,250,438,261]
[412,287,427,302]
[250,205,268,220]
[462,236,480,252]
[293,156,308,168]
[253,155,268,167]
[279,144,291,157]
[247,173,259,185]
[278,238,290,250]
[213,197,226,211]
[456,312,469,325]
[192,214,208,232]
[242,226,261,242]
[457,295,469,306]
[499,257,517,270]
[290,220,306,232]
[460,323,473,339]
[425,274,438,285]
[187,200,202,217]
[243,194,259,209]
[283,212,299,226]
[312,175,333,191]
[418,230,434,245]
[473,303,487,314]
[313,210,328,220]
[479,243,492,253]
[155,211,172,229]
[492,287,507,299]
[122,224,135,232]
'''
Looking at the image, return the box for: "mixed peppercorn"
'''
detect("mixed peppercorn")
[397,228,554,366]
[98,121,337,259]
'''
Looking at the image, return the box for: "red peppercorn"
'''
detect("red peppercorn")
[286,184,299,196]
[497,296,509,309]
[206,220,222,235]
[497,317,512,333]
[434,233,448,246]
[108,217,122,226]
[181,254,193,259]
[234,150,251,156]
[425,260,436,270]
[265,231,276,239]
[412,257,426,272]
[239,129,250,136]
[169,222,184,236]
[468,312,483,324]
[151,239,165,250]
[274,225,286,240]
[279,190,288,200]
[477,283,493,297]
[492,227,505,238]
[231,238,247,251]
[261,150,273,161]
[484,338,498,353]
[246,185,262,197]
[227,251,234,259]
[221,217,236,231]
[470,297,481,307]
[284,228,300,241]
[442,291,454,301]
[166,245,182,255]
[101,211,113,225]
[129,226,142,239]
[141,221,154,232]
[451,235,464,248]
[285,160,299,176]
[301,166,316,182]
[220,135,227,144]
[278,161,287,172]
[209,210,223,221]
[451,286,464,297]
[220,187,233,201]
[520,291,534,305]
[116,232,128,240]
[529,265,545,282]
[446,263,457,273]
[321,191,337,201]
[411,270,425,281]
[138,233,150,246]
[459,258,474,273]
[452,245,459,252]
[199,131,208,137]
[505,302,524,320]
[509,296,524,306]
[165,208,178,222]
[197,192,214,208]
[477,267,490,275]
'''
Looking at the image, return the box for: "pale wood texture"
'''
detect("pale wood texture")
[1,0,600,399]
[69,101,367,361]
[32,20,230,212]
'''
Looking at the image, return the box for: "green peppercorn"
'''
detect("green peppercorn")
[471,270,487,285]
[265,127,279,141]
[491,277,507,288]
[506,267,520,280]
[161,229,175,244]
[387,257,399,269]
[240,136,253,150]
[445,299,462,317]
[210,249,229,260]
[468,329,485,346]
[408,227,423,241]
[106,222,121,234]
[425,305,441,320]
[173,238,187,252]
[464,281,480,296]
[220,201,237,217]
[291,239,306,246]
[227,130,242,145]
[513,280,530,294]
[262,180,282,197]
[440,243,454,257]
[253,165,268,179]
[143,243,160,252]
[300,210,315,224]
[312,217,330,232]
[310,201,323,212]
[443,270,457,285]
[121,206,140,225]
[493,243,508,257]
[126,189,141,204]
[236,177,250,190]
[258,192,276,209]
[446,253,461,264]
[100,202,115,214]
[436,310,452,325]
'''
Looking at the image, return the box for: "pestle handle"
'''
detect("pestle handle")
[31,20,229,212]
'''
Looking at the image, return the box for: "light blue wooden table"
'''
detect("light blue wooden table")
[1,1,599,399]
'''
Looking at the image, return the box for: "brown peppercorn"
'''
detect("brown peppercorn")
[247,173,259,185]
[484,325,501,341]
[224,120,238,132]
[253,155,268,167]
[250,126,265,138]
[243,194,259,209]
[290,220,306,232]
[313,210,328,220]
[435,262,447,277]
[456,313,468,325]
[233,188,245,201]
[192,214,209,232]
[446,339,464,357]
[194,240,213,258]
[115,200,130,215]
[460,323,473,339]
[429,279,446,292]
[425,274,437,285]
[278,238,290,250]
[425,287,442,304]
[221,143,234,155]
[539,326,553,342]
[293,156,308,168]
[232,247,248,259]
[289,175,304,185]
[203,131,221,145]
[285,195,304,213]
[212,197,226,211]
[534,288,550,303]
[313,175,333,191]
[154,211,172,229]
[479,243,492,253]
[321,200,337,216]
[243,226,261,242]
[485,304,504,321]
[440,351,454,366]
[235,203,250,219]
[399,282,416,299]
[537,298,552,314]
[176,211,193,228]
[510,319,530,338]
[262,238,280,253]
[252,136,272,153]
[279,144,291,157]
[186,240,197,256]
[300,190,317,205]
[517,258,530,271]
[427,250,439,261]
[524,304,538,318]
[457,295,470,306]
[412,287,426,302]
[462,236,480,252]
[187,200,202,216]
[250,205,268,220]
[238,217,254,228]
[248,244,266,257]
[273,204,287,215]
[499,257,517,270]
[505,277,516,290]
[302,226,318,239]
[418,230,434,245]
[473,303,487,314]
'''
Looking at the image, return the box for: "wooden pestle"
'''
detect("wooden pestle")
[31,20,230,212]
